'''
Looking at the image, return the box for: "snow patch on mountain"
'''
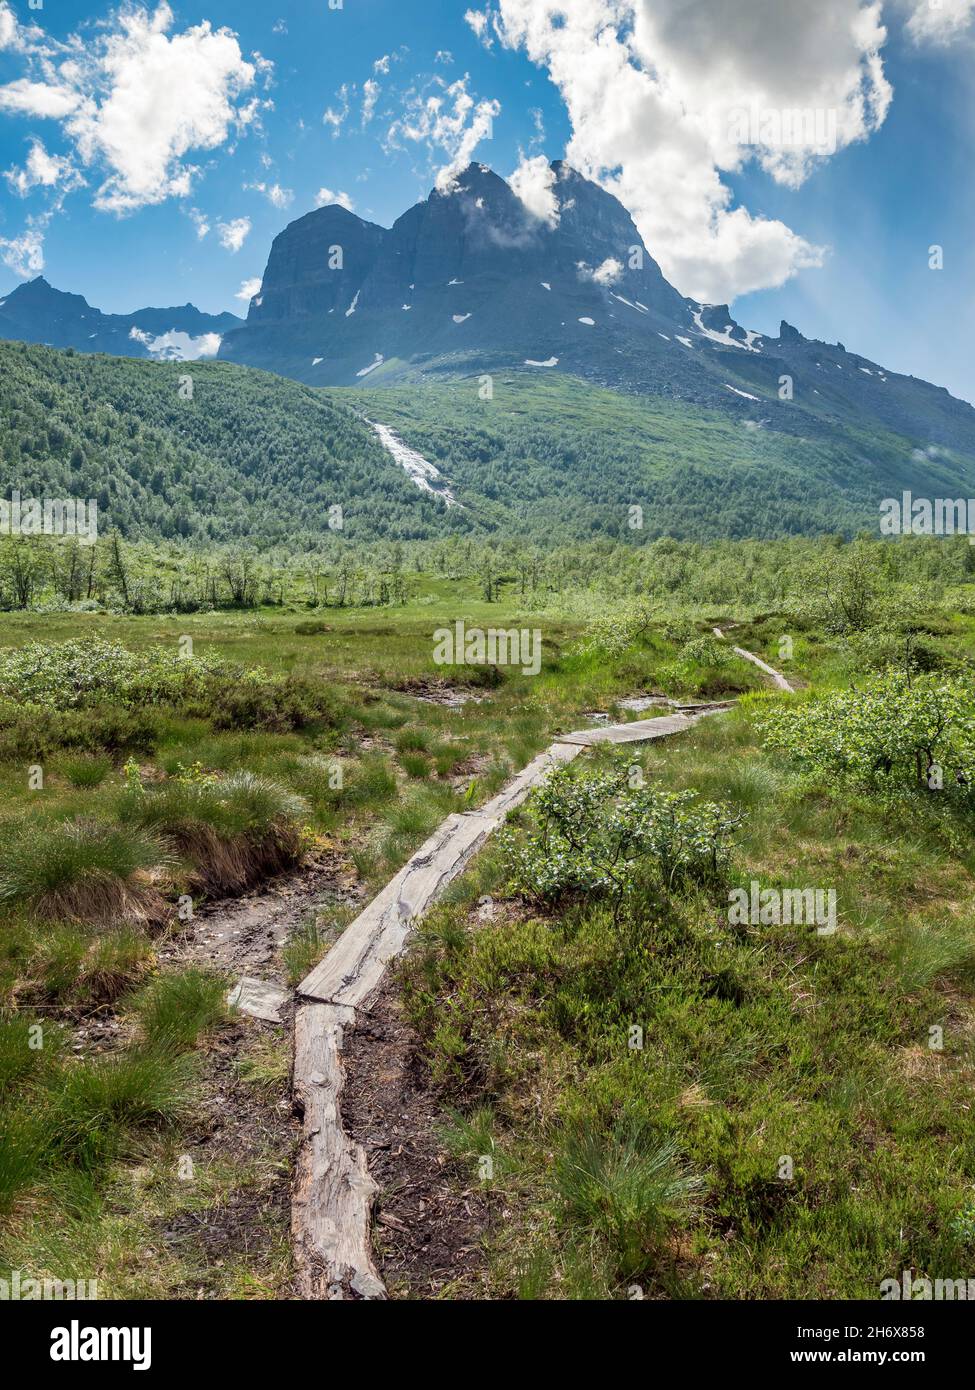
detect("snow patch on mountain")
[612,294,648,314]
[356,353,384,377]
[691,308,760,352]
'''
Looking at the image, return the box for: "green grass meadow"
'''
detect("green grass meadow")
[1,559,974,1299]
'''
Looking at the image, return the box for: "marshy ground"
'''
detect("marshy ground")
[1,570,974,1299]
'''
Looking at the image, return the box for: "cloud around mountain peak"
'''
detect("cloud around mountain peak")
[470,0,893,302]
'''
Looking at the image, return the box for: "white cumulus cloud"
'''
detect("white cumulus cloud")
[0,2,15,50]
[0,79,81,117]
[362,77,381,125]
[129,325,222,359]
[217,216,251,252]
[315,187,355,211]
[235,276,262,301]
[482,0,892,302]
[906,0,975,43]
[0,225,45,279]
[5,138,82,197]
[464,9,494,46]
[386,74,500,191]
[323,84,351,134]
[246,180,293,208]
[578,257,624,286]
[509,153,559,226]
[0,2,259,214]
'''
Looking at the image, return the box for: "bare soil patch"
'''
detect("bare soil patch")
[162,851,362,982]
[158,1016,299,1298]
[342,969,492,1299]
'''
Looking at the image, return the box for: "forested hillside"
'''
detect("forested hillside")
[348,374,975,539]
[0,341,462,544]
[4,341,975,545]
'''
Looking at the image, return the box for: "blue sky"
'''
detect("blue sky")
[1,0,974,402]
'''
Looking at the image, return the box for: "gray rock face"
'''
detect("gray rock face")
[249,206,386,322]
[216,160,975,457]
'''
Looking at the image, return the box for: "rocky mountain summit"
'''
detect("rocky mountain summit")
[217,161,975,454]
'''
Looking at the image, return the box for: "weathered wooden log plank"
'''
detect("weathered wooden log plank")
[731,645,794,692]
[291,1001,386,1300]
[559,713,697,746]
[227,976,290,1023]
[477,741,583,819]
[298,811,499,1006]
[713,626,794,693]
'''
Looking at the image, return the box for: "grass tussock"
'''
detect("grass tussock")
[128,967,230,1053]
[120,771,308,894]
[0,1010,195,1214]
[0,818,169,924]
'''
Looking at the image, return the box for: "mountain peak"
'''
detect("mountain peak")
[0,277,240,359]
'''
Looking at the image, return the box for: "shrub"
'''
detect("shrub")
[206,673,335,732]
[844,626,945,675]
[580,601,658,659]
[677,634,731,669]
[656,635,755,699]
[0,818,169,923]
[759,670,975,789]
[0,639,335,736]
[0,638,228,709]
[0,700,159,759]
[500,763,740,915]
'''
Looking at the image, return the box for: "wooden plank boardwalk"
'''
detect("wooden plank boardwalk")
[713,627,796,693]
[291,645,793,1299]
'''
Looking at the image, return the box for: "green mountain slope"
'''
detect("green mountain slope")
[2,341,975,546]
[345,372,975,539]
[0,341,467,543]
